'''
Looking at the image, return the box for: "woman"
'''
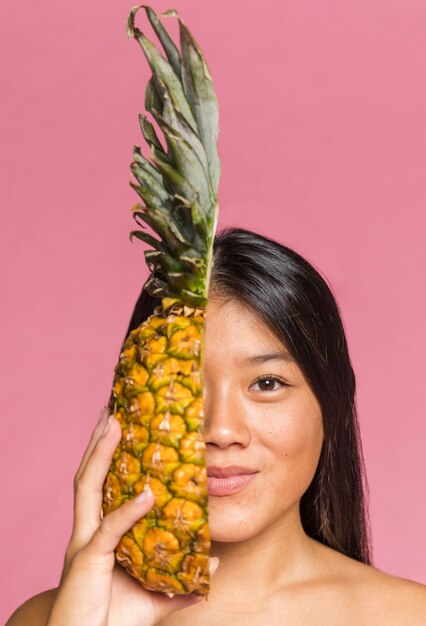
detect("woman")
[7,227,426,625]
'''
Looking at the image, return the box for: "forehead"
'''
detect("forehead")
[204,296,294,364]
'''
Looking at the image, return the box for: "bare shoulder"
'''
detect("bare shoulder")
[364,566,426,624]
[312,540,426,625]
[6,588,58,626]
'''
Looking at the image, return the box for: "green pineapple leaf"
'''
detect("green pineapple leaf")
[125,4,220,306]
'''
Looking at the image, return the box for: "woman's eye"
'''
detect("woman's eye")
[250,376,288,392]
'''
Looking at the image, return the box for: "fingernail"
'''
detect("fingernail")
[135,486,153,503]
[209,557,220,576]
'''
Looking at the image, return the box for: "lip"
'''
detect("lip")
[207,466,258,497]
[207,465,258,478]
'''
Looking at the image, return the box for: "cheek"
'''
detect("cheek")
[257,397,323,485]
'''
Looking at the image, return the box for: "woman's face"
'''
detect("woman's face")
[203,296,324,542]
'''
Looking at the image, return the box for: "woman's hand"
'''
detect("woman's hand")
[47,408,218,626]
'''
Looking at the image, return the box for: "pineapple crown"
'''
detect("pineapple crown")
[126,5,220,308]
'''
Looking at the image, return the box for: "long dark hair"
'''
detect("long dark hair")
[118,225,373,566]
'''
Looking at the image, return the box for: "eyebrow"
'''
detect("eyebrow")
[241,351,296,365]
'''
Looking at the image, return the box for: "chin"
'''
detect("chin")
[207,505,261,543]
[209,526,257,543]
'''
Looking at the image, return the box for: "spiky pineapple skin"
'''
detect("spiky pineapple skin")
[102,298,210,597]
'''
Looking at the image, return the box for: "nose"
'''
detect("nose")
[202,377,251,450]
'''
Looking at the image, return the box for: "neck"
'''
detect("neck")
[208,501,320,603]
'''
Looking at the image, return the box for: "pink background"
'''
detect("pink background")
[1,0,425,620]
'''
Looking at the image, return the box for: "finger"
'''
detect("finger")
[84,487,155,562]
[63,408,112,569]
[74,406,110,483]
[71,416,122,545]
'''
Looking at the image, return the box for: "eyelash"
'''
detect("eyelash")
[250,374,289,393]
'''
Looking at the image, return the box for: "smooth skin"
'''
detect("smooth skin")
[7,296,426,625]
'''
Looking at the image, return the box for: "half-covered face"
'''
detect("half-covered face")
[203,295,324,542]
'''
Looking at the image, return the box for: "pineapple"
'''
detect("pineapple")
[101,4,220,598]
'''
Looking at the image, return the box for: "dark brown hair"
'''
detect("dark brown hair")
[120,225,373,565]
